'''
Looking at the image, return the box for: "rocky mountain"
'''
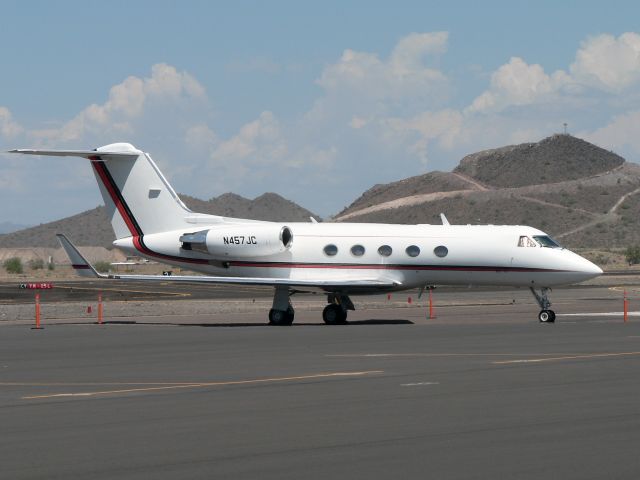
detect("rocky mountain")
[0,193,319,248]
[180,192,318,222]
[336,134,640,249]
[454,135,625,188]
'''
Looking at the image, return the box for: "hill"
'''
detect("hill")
[454,134,625,188]
[335,134,640,249]
[0,193,319,248]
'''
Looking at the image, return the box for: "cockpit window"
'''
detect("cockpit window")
[518,236,537,247]
[533,235,562,248]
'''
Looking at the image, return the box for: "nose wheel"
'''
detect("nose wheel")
[530,287,555,323]
[269,306,294,326]
[538,309,556,323]
[269,286,295,326]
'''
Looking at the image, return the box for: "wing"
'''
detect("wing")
[56,234,400,291]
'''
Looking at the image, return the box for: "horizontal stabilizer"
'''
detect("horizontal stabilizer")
[9,149,139,160]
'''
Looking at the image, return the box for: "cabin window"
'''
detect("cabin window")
[518,236,537,247]
[324,244,338,256]
[351,244,365,256]
[406,245,420,257]
[533,235,562,248]
[434,245,448,258]
[378,245,392,257]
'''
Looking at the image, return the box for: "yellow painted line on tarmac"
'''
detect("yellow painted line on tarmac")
[493,351,640,365]
[21,370,384,400]
[54,285,190,297]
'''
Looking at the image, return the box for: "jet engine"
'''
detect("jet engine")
[180,225,293,258]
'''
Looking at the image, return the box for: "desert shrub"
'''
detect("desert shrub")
[3,257,23,274]
[47,262,55,271]
[28,258,45,270]
[94,261,111,273]
[625,245,640,265]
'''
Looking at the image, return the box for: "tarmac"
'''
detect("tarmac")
[1,284,640,479]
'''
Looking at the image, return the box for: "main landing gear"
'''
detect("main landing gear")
[530,287,556,323]
[322,293,354,325]
[268,288,355,326]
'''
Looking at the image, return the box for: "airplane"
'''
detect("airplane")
[10,142,603,325]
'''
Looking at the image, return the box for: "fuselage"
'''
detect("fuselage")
[113,221,603,291]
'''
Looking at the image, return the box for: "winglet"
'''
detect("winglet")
[440,213,450,226]
[56,234,105,278]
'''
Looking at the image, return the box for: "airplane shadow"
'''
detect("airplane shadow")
[98,319,414,328]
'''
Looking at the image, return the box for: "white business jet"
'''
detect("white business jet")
[11,143,602,324]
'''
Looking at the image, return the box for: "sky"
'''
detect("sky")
[1,0,640,225]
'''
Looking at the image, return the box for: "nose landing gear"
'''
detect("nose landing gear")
[537,309,556,323]
[269,286,294,326]
[530,287,555,323]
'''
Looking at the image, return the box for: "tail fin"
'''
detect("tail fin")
[90,143,191,238]
[11,143,191,239]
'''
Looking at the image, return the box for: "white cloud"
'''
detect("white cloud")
[0,107,23,138]
[583,110,640,155]
[468,32,640,115]
[209,111,287,166]
[185,123,217,151]
[382,109,463,164]
[467,57,570,113]
[315,31,449,113]
[349,116,369,129]
[288,145,338,169]
[570,32,640,92]
[33,63,206,142]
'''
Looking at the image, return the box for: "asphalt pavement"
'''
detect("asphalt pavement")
[1,288,640,479]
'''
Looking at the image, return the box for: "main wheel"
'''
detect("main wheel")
[269,308,294,326]
[322,304,347,325]
[538,310,555,323]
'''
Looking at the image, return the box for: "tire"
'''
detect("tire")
[286,306,295,324]
[323,304,347,325]
[538,310,553,323]
[269,308,293,326]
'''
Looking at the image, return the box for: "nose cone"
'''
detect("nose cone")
[576,256,603,280]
